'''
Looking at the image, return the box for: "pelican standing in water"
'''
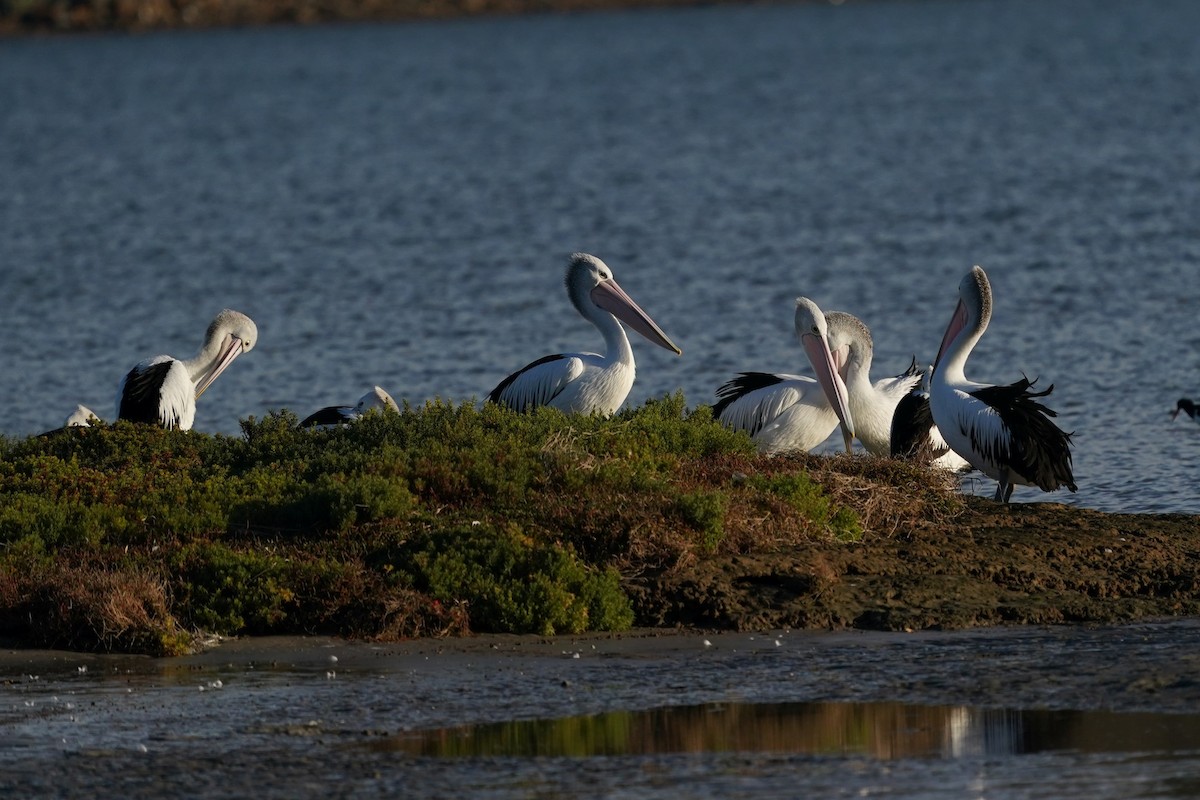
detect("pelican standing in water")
[299,386,400,428]
[713,297,854,455]
[116,309,258,430]
[929,266,1076,503]
[487,253,681,415]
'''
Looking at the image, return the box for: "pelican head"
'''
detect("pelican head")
[64,404,100,428]
[565,253,682,356]
[355,386,400,415]
[934,265,992,371]
[794,297,855,452]
[823,311,874,378]
[193,309,258,399]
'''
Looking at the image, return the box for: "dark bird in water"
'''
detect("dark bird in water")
[1172,398,1197,422]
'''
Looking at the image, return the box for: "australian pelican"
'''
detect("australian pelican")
[487,253,681,415]
[929,266,1076,503]
[116,309,258,430]
[64,405,101,428]
[299,386,400,428]
[887,364,971,470]
[823,311,964,470]
[713,297,854,455]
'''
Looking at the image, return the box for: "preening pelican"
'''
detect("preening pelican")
[1172,398,1197,422]
[116,309,258,430]
[929,266,1076,503]
[299,386,400,428]
[713,297,854,455]
[487,253,681,415]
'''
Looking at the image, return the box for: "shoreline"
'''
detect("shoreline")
[6,618,1200,715]
[1,0,819,36]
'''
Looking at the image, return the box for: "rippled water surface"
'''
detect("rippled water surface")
[2,0,1198,512]
[5,621,1200,798]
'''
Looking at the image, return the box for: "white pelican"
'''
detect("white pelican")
[823,311,970,470]
[299,386,400,428]
[1172,398,1197,422]
[713,297,854,455]
[116,309,258,430]
[64,405,101,428]
[37,404,103,437]
[929,266,1076,503]
[486,253,681,415]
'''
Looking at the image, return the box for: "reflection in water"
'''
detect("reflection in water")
[373,701,1200,761]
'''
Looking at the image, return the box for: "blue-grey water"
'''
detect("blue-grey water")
[5,621,1200,798]
[2,0,1198,513]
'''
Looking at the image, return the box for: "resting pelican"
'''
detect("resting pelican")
[299,386,400,428]
[929,266,1076,503]
[487,253,681,415]
[1172,398,1197,422]
[116,309,258,430]
[713,297,854,455]
[64,405,101,428]
[37,404,103,437]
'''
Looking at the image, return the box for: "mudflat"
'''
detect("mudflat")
[629,496,1200,633]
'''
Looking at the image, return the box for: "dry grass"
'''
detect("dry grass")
[0,558,191,655]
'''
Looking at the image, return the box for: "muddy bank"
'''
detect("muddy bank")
[630,497,1200,633]
[2,0,785,35]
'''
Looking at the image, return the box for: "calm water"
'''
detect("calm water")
[2,0,1198,512]
[5,622,1200,798]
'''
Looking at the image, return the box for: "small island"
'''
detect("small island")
[2,395,1196,656]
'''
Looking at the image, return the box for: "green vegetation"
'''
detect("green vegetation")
[0,394,957,655]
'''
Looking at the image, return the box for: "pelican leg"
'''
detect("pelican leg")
[993,470,1014,503]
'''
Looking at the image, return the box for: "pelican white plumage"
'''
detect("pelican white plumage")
[116,309,258,430]
[713,297,855,455]
[929,266,1076,503]
[64,405,101,428]
[823,311,970,470]
[487,253,681,415]
[299,386,400,428]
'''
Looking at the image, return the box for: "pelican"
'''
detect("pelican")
[885,363,973,471]
[929,266,1076,503]
[64,405,101,428]
[299,386,400,428]
[713,297,854,455]
[486,253,681,415]
[37,404,103,437]
[889,365,961,466]
[1172,398,1197,422]
[116,309,258,430]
